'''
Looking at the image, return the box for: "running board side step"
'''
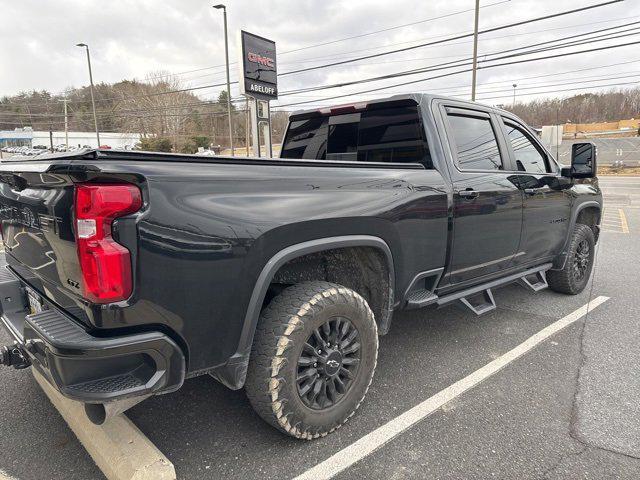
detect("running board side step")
[459,289,496,315]
[431,263,553,316]
[517,270,548,292]
[405,290,439,309]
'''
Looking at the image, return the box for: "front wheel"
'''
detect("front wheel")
[245,281,378,439]
[548,224,596,295]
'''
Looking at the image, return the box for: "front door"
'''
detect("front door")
[442,106,523,285]
[498,118,572,266]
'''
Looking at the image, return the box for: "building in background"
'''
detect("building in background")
[0,128,141,149]
[0,128,33,148]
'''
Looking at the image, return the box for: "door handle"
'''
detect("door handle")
[458,189,479,199]
[524,188,540,195]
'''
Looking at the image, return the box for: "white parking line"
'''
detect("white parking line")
[295,296,610,480]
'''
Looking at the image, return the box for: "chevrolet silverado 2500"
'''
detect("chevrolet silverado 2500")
[0,94,601,439]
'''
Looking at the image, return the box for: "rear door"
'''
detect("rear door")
[440,105,523,286]
[498,117,571,265]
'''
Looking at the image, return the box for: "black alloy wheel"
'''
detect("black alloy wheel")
[548,223,596,295]
[573,239,591,282]
[245,281,378,439]
[296,317,361,410]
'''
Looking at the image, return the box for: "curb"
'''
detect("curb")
[33,370,176,480]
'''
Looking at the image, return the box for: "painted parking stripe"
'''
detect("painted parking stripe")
[295,296,610,480]
[619,208,630,233]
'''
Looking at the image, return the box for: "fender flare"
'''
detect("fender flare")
[553,200,602,270]
[211,235,395,389]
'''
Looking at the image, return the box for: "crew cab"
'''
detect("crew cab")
[0,94,601,439]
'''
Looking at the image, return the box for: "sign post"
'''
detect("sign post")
[238,30,277,157]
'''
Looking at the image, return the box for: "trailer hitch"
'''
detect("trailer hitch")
[0,344,31,369]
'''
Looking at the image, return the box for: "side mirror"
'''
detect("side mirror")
[564,142,597,178]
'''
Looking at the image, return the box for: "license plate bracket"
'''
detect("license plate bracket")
[26,289,47,315]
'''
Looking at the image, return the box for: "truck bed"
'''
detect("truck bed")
[0,149,449,377]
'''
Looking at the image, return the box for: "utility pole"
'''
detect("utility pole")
[470,0,480,101]
[213,4,235,156]
[512,84,518,107]
[59,98,69,151]
[76,43,100,147]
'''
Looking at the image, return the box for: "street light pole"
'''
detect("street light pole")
[512,84,518,107]
[76,43,100,147]
[213,4,234,156]
[470,0,480,101]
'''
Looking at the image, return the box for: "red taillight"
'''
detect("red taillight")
[74,184,142,303]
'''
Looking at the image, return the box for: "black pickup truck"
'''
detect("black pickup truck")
[0,94,601,439]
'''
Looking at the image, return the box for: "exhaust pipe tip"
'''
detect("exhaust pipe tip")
[84,395,150,425]
[85,403,107,425]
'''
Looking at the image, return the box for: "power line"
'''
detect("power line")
[5,29,640,123]
[273,40,640,108]
[278,26,640,98]
[279,0,511,55]
[5,41,640,123]
[2,1,625,110]
[138,0,511,83]
[3,13,636,124]
[274,13,640,65]
[446,72,640,97]
[278,0,624,76]
[277,65,640,100]
[19,12,637,98]
[139,1,627,82]
[478,80,640,101]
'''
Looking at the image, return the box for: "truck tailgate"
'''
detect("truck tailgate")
[0,161,142,316]
[0,170,80,296]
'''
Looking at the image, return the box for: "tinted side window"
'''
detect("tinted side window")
[280,117,327,159]
[357,106,432,167]
[281,104,432,166]
[447,113,503,171]
[503,123,550,173]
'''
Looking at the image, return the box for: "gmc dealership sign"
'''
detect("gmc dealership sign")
[238,31,277,99]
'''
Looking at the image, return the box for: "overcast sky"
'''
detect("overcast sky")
[2,0,639,110]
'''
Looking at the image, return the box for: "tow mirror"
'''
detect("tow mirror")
[562,142,597,178]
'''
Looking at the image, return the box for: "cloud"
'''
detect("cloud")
[2,0,639,107]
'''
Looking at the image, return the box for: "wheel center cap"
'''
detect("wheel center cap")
[324,351,342,376]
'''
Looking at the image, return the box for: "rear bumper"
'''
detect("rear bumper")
[0,266,185,403]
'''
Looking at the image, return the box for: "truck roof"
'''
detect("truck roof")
[288,92,503,120]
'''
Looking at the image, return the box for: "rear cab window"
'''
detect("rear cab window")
[281,103,433,167]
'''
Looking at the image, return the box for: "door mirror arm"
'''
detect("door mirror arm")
[560,166,572,178]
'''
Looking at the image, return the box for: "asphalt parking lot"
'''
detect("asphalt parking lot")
[0,176,639,480]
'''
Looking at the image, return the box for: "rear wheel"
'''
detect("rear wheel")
[245,281,378,439]
[548,224,595,295]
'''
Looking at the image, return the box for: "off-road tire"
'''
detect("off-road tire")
[245,281,378,439]
[548,224,595,295]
